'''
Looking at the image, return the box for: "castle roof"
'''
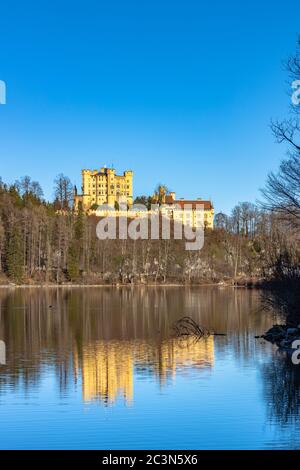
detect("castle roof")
[164,196,213,210]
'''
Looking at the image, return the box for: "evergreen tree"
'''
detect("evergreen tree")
[67,241,79,281]
[6,225,24,282]
[74,202,84,241]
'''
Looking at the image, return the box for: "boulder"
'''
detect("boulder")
[287,328,298,335]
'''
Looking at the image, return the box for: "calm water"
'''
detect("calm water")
[0,286,299,450]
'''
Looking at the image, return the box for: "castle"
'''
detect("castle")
[74,166,133,211]
[74,165,214,229]
[157,191,214,229]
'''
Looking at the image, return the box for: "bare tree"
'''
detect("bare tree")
[214,212,229,230]
[54,174,73,211]
[261,37,300,229]
[15,176,44,201]
[261,156,300,226]
[31,181,44,200]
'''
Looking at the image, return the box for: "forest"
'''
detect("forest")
[0,173,296,287]
[0,40,300,308]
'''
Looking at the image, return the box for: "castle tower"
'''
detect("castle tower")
[74,166,134,212]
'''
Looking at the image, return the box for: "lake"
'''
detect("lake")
[0,286,299,450]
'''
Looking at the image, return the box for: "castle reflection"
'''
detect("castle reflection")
[78,341,134,404]
[1,287,300,449]
[76,337,214,404]
[0,286,275,409]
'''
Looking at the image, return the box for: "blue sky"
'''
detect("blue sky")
[0,0,299,214]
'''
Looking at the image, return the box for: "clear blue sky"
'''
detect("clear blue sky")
[0,0,299,214]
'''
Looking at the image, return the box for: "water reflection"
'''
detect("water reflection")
[261,351,300,425]
[77,337,214,404]
[1,286,299,449]
[0,288,269,399]
[79,341,134,404]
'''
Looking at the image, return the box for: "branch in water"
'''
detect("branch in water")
[172,316,226,338]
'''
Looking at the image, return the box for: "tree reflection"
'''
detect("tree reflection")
[261,351,300,425]
[0,286,273,405]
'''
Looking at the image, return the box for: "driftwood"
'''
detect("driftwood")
[172,316,226,339]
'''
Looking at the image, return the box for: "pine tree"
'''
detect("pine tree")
[67,241,79,281]
[6,225,24,282]
[74,202,84,241]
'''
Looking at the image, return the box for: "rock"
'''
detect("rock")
[287,328,298,335]
[268,325,285,336]
[280,339,291,348]
[262,324,300,350]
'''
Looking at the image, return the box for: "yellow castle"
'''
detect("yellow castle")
[153,189,214,229]
[74,166,133,211]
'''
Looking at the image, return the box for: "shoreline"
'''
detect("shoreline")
[0,282,260,289]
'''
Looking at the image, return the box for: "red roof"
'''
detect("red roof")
[164,196,213,210]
